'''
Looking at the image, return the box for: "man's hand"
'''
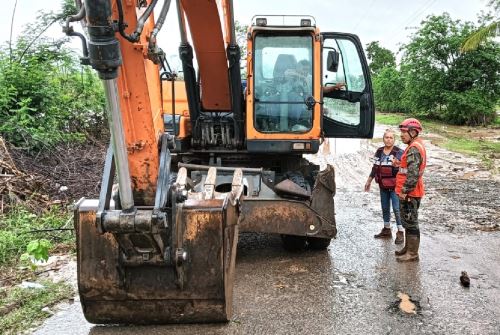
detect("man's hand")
[333,82,346,90]
[392,158,401,167]
[323,82,346,94]
[398,193,408,201]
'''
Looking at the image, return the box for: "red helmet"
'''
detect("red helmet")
[399,118,422,133]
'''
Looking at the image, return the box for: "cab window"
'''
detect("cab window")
[253,34,313,133]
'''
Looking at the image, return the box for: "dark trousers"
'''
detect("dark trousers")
[400,197,421,235]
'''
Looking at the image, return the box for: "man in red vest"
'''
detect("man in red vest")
[393,118,427,262]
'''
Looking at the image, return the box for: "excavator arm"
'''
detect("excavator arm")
[69,0,243,323]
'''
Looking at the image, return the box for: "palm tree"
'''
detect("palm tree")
[461,21,499,52]
[461,0,499,52]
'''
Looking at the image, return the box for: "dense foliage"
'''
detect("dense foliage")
[368,13,500,126]
[0,4,105,151]
[365,41,396,76]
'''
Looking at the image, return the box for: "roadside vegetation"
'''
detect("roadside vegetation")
[0,280,73,335]
[0,206,75,334]
[0,1,105,152]
[0,1,101,333]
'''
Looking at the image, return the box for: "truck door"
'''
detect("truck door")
[320,32,374,138]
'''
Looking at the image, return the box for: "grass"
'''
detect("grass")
[0,206,74,267]
[375,113,407,127]
[444,137,500,155]
[0,280,74,335]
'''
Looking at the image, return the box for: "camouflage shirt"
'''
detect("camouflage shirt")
[402,146,422,194]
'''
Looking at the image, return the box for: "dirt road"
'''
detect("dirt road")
[34,125,500,334]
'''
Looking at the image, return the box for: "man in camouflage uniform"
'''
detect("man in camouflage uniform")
[394,118,427,262]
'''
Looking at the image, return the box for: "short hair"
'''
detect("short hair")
[383,128,396,137]
[298,59,310,66]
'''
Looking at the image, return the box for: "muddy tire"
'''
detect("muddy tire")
[281,234,307,251]
[307,237,331,250]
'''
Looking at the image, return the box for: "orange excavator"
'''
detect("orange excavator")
[65,0,374,324]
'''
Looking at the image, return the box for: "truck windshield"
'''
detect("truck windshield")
[253,34,313,133]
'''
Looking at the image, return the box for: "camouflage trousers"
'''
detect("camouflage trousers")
[400,197,421,235]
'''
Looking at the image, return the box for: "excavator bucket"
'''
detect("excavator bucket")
[74,167,242,324]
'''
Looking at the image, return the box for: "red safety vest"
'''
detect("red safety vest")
[395,138,427,198]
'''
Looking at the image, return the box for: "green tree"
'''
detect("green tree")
[0,1,105,151]
[365,41,396,76]
[372,67,405,112]
[400,13,500,125]
[234,20,248,78]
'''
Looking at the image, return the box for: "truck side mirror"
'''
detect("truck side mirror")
[327,50,339,72]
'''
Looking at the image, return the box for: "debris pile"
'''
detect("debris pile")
[0,137,48,212]
[8,140,107,202]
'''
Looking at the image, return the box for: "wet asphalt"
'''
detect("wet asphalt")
[34,191,500,335]
[34,135,500,335]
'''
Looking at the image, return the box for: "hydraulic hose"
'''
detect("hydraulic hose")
[117,0,159,43]
[148,0,172,51]
[63,2,89,63]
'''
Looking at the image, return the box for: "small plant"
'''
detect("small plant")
[27,239,52,262]
[20,239,52,270]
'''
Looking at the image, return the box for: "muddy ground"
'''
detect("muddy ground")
[33,124,500,334]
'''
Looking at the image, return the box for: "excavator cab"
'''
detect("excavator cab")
[247,16,374,153]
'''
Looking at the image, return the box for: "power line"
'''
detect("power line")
[386,0,437,46]
[352,0,377,31]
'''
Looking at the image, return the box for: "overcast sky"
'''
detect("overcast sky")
[1,0,492,66]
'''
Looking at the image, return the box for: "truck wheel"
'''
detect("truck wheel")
[307,237,331,250]
[281,234,307,251]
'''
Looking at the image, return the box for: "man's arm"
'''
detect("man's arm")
[323,82,346,93]
[402,146,422,194]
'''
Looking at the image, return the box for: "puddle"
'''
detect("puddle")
[397,292,417,314]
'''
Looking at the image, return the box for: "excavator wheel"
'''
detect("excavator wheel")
[280,234,307,251]
[307,236,332,250]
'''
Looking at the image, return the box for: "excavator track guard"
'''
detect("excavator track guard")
[74,166,242,324]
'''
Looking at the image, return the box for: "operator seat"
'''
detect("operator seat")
[273,54,297,83]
